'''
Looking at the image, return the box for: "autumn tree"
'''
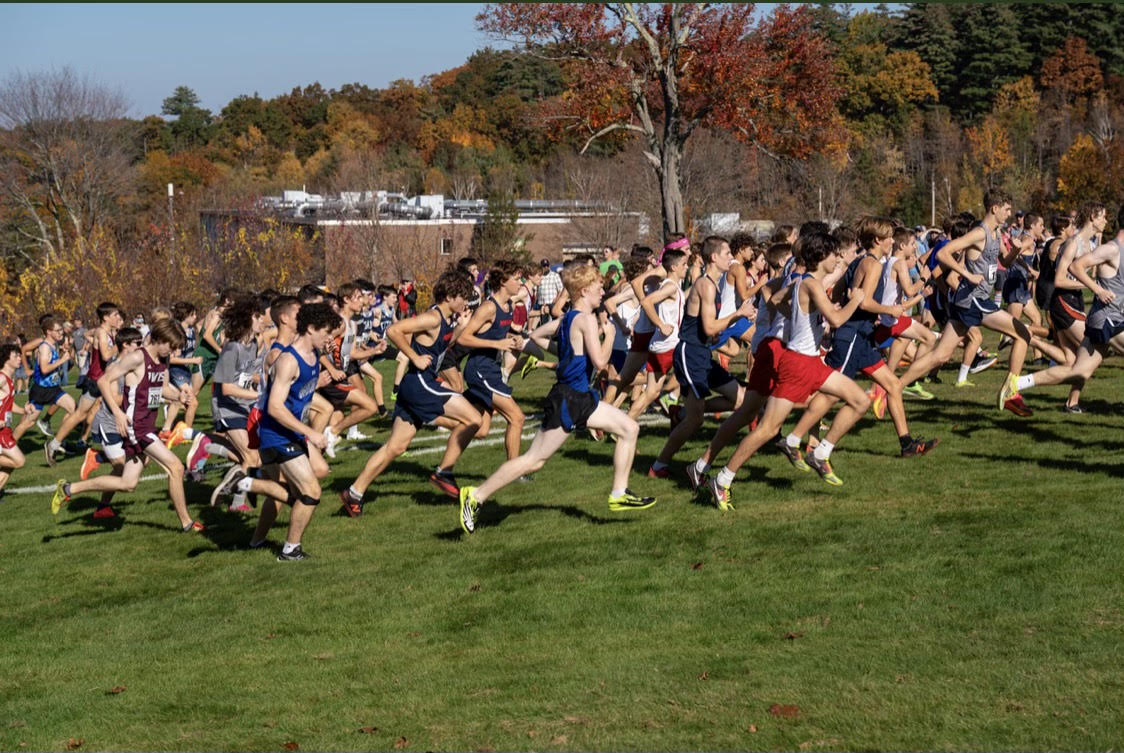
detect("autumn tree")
[162,85,213,151]
[478,3,840,239]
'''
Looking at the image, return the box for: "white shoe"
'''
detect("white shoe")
[324,429,339,459]
[346,426,368,441]
[36,419,51,437]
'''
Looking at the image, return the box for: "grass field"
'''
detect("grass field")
[2,348,1123,752]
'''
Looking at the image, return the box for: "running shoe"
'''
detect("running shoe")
[323,429,339,459]
[338,489,364,518]
[92,505,117,520]
[50,479,68,515]
[997,334,1013,351]
[970,352,998,374]
[165,421,189,449]
[900,437,939,457]
[657,392,677,416]
[607,489,657,511]
[44,442,59,468]
[429,468,459,498]
[80,447,100,480]
[924,372,943,385]
[706,477,734,511]
[36,418,51,437]
[1061,403,1084,414]
[774,438,811,472]
[588,427,605,442]
[647,465,670,479]
[157,430,172,445]
[1003,394,1033,417]
[210,466,245,507]
[870,384,888,420]
[228,502,253,513]
[346,426,369,441]
[685,463,709,491]
[186,433,210,473]
[902,382,935,401]
[277,544,309,561]
[459,485,479,534]
[181,520,205,533]
[806,455,843,486]
[955,379,976,388]
[519,355,539,380]
[997,373,1018,410]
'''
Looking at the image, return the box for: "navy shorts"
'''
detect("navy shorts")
[673,342,735,401]
[542,382,599,434]
[28,383,64,410]
[464,356,512,411]
[1002,274,1031,306]
[214,413,249,432]
[1086,315,1124,346]
[950,295,1000,328]
[394,370,457,427]
[169,366,193,388]
[260,439,309,467]
[825,324,885,378]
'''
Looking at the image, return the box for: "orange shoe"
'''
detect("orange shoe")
[165,421,189,449]
[80,448,100,481]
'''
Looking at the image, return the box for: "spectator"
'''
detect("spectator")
[599,246,624,286]
[397,278,417,318]
[536,258,563,322]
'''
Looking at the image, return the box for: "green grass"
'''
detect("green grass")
[2,348,1123,751]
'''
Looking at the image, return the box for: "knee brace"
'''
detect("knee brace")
[296,493,320,507]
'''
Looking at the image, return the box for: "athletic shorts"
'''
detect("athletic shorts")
[464,356,513,411]
[79,378,102,401]
[873,316,913,345]
[319,382,356,411]
[927,290,950,328]
[1086,314,1124,346]
[746,337,784,396]
[512,304,528,328]
[825,325,885,379]
[609,349,628,372]
[542,382,599,434]
[95,425,126,461]
[260,439,309,467]
[1049,294,1086,331]
[442,342,471,372]
[710,316,754,351]
[646,349,675,376]
[28,383,64,410]
[773,349,834,404]
[949,295,1001,329]
[394,370,457,427]
[198,350,219,383]
[168,366,193,388]
[214,413,249,432]
[246,406,263,450]
[122,429,159,463]
[0,427,15,450]
[673,341,735,401]
[1002,274,1032,305]
[629,330,655,354]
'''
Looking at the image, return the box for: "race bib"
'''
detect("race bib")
[987,264,998,284]
[147,390,163,409]
[237,372,254,389]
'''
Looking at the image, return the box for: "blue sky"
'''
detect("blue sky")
[1,3,897,119]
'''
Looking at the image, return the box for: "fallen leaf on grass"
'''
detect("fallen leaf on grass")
[65,739,84,751]
[768,704,801,718]
[469,583,481,592]
[552,735,568,745]
[312,652,333,661]
[406,631,421,638]
[9,721,26,728]
[106,685,127,695]
[784,632,804,641]
[747,724,758,733]
[282,742,299,751]
[358,727,379,734]
[691,562,703,570]
[697,671,709,680]
[562,715,588,725]
[394,736,408,749]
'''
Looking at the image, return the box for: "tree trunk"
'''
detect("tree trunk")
[659,141,686,240]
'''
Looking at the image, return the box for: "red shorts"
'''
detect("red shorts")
[512,304,528,328]
[246,406,263,450]
[0,427,15,450]
[747,337,784,396]
[873,316,913,343]
[772,349,834,404]
[647,349,674,376]
[629,330,655,354]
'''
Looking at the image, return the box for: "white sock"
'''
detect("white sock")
[694,458,710,474]
[785,433,800,449]
[282,541,299,554]
[1016,374,1035,392]
[347,485,363,502]
[814,440,835,461]
[235,476,253,493]
[182,427,196,439]
[610,488,626,498]
[958,364,970,382]
[716,467,736,487]
[48,438,60,452]
[208,444,233,460]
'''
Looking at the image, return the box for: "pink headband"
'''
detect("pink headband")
[659,237,690,262]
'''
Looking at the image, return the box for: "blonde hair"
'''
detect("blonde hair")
[562,264,601,300]
[857,216,895,249]
[150,306,173,323]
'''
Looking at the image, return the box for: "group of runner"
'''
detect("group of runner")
[3,188,1122,558]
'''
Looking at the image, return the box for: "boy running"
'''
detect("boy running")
[0,344,28,499]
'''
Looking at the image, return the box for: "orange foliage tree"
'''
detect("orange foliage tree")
[478,3,841,239]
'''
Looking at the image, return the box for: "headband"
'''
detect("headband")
[659,237,690,263]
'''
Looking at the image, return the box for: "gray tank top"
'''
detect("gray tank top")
[1088,239,1124,324]
[962,223,1001,300]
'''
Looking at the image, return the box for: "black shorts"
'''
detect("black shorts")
[79,377,102,401]
[542,383,599,434]
[28,383,64,410]
[442,342,471,372]
[1049,293,1086,331]
[260,440,308,467]
[318,382,355,410]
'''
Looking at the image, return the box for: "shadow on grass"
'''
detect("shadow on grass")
[41,510,126,541]
[434,500,635,540]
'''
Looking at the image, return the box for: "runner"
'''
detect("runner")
[0,344,28,499]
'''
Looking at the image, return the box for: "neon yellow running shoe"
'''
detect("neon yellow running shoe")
[806,455,843,486]
[706,478,734,511]
[50,479,69,516]
[519,355,539,380]
[608,489,656,511]
[459,485,480,534]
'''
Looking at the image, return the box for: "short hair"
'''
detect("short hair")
[949,217,974,240]
[1050,214,1072,238]
[857,216,895,249]
[488,259,521,291]
[771,224,796,243]
[799,220,830,237]
[38,313,54,327]
[259,288,281,303]
[270,296,300,329]
[0,343,19,364]
[354,278,375,293]
[891,226,914,254]
[216,287,240,308]
[983,189,1012,213]
[562,263,601,300]
[800,231,841,269]
[622,256,649,280]
[630,245,655,261]
[171,301,196,322]
[729,233,754,256]
[150,306,172,323]
[432,269,476,303]
[41,315,60,334]
[115,327,143,348]
[222,294,266,342]
[765,242,792,269]
[337,282,361,301]
[298,284,325,302]
[700,235,729,265]
[832,225,857,249]
[1076,201,1106,227]
[662,248,687,271]
[572,253,596,266]
[148,317,186,349]
[95,302,120,323]
[457,256,479,272]
[322,292,340,309]
[1022,213,1043,232]
[296,302,341,335]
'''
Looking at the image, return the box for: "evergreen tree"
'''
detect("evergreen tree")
[892,4,958,108]
[954,4,1031,121]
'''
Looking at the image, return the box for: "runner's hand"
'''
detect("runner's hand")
[306,430,327,450]
[411,354,432,371]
